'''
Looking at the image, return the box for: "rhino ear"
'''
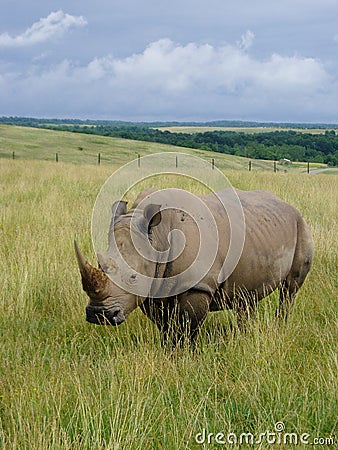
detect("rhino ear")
[143,204,162,230]
[112,200,127,218]
[109,201,128,230]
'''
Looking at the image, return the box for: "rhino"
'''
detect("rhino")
[75,187,314,346]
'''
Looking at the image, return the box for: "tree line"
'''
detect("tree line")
[1,117,337,165]
[60,124,338,165]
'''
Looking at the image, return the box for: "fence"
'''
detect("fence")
[5,151,313,173]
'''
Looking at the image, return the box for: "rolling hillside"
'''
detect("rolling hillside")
[0,125,321,173]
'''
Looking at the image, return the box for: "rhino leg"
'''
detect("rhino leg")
[278,280,297,320]
[277,269,308,321]
[172,291,210,347]
[140,299,171,345]
[278,218,313,321]
[141,291,210,348]
[278,258,313,321]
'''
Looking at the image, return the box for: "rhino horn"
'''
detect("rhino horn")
[74,240,109,294]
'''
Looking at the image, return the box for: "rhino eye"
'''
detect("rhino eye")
[130,273,137,283]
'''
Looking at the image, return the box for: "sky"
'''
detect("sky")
[1,0,338,123]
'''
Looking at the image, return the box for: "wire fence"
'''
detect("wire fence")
[2,151,313,173]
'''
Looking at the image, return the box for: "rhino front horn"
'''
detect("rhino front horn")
[74,240,109,295]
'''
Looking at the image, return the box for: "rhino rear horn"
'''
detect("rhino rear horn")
[74,240,109,294]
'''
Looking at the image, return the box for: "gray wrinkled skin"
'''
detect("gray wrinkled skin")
[75,188,314,347]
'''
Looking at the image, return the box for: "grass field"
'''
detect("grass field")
[0,125,325,173]
[322,169,338,175]
[155,126,337,135]
[1,156,337,449]
[0,128,337,448]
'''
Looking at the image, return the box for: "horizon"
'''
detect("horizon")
[1,116,338,127]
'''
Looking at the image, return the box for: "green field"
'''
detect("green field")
[0,125,325,173]
[322,169,338,175]
[156,125,337,135]
[0,128,337,448]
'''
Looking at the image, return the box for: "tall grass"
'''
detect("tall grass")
[0,160,337,449]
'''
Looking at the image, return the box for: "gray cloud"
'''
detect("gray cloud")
[1,37,335,121]
[1,3,338,122]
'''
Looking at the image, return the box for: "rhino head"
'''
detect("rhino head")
[74,201,162,326]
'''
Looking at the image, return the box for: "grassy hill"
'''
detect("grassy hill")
[0,125,324,172]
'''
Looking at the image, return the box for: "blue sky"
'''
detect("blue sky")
[1,0,338,122]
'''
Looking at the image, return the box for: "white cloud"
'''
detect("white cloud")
[0,38,336,121]
[86,39,329,97]
[0,10,87,47]
[237,30,255,51]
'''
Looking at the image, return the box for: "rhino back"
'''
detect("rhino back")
[219,189,303,300]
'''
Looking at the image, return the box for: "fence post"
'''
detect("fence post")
[274,161,277,173]
[212,158,215,170]
[98,153,101,165]
[248,160,252,171]
[138,154,141,168]
[56,152,59,163]
[176,155,178,168]
[12,151,15,160]
[307,161,310,174]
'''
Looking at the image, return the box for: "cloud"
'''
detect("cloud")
[237,30,255,51]
[0,10,87,47]
[86,38,329,96]
[0,38,336,121]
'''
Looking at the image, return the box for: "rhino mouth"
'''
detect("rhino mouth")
[86,306,125,326]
